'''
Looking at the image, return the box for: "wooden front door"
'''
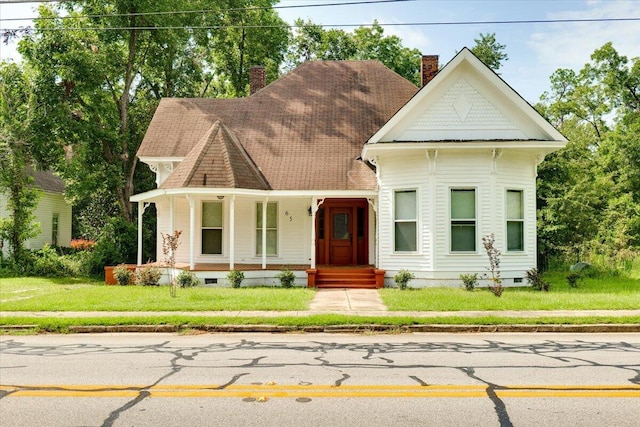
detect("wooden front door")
[329,207,353,265]
[316,199,369,266]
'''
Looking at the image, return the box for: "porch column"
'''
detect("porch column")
[169,195,175,233]
[310,197,317,269]
[187,195,196,270]
[229,195,235,270]
[137,202,150,266]
[262,197,268,269]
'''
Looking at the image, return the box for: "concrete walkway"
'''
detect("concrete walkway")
[309,289,387,312]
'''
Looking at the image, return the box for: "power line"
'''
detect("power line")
[2,16,640,33]
[0,0,419,22]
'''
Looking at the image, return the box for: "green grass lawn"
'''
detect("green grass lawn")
[0,277,315,311]
[1,272,639,313]
[381,273,640,311]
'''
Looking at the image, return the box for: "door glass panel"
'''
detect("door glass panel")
[333,213,349,240]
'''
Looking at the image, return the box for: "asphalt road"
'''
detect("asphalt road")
[1,332,639,427]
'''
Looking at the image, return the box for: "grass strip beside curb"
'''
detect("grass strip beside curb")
[2,315,640,334]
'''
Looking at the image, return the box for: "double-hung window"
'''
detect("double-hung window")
[506,190,524,251]
[394,190,417,252]
[451,189,476,252]
[202,202,223,255]
[256,202,278,256]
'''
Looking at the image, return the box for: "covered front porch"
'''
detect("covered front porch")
[130,189,382,287]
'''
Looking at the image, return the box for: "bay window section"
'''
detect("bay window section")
[394,190,417,252]
[451,189,476,252]
[202,201,223,255]
[256,202,278,256]
[507,190,524,251]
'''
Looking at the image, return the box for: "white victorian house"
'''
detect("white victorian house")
[131,48,566,287]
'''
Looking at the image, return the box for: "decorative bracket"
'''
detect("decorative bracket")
[534,153,545,177]
[491,148,503,174]
[426,149,438,175]
[367,198,378,213]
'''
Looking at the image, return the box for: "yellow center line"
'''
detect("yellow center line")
[2,384,640,399]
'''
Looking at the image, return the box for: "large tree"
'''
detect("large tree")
[0,63,41,266]
[470,32,508,72]
[537,43,640,265]
[18,0,288,224]
[286,20,422,85]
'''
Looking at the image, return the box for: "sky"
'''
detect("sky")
[1,0,639,103]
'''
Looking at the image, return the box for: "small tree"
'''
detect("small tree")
[161,230,182,297]
[482,234,503,297]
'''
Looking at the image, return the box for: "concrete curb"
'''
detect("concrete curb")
[2,323,636,334]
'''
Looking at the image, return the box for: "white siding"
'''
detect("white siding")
[0,191,71,254]
[377,155,434,273]
[378,149,539,285]
[154,196,312,266]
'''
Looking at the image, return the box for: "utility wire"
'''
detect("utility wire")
[2,16,640,32]
[1,0,420,22]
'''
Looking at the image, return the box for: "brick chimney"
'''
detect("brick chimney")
[249,65,266,95]
[421,55,439,86]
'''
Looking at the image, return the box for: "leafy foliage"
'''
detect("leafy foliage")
[394,269,415,290]
[135,265,162,286]
[470,32,508,71]
[176,270,200,288]
[227,270,245,288]
[459,273,478,291]
[0,63,42,267]
[537,43,640,270]
[113,263,133,285]
[525,268,550,292]
[286,20,422,85]
[277,269,296,288]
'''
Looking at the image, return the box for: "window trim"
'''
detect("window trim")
[393,188,418,253]
[201,200,224,256]
[51,213,60,246]
[449,187,477,253]
[506,189,525,252]
[255,201,279,257]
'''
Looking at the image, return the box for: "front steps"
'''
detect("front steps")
[307,267,385,289]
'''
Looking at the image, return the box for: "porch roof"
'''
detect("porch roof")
[130,188,378,203]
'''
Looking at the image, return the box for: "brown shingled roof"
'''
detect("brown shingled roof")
[138,60,418,191]
[160,121,270,190]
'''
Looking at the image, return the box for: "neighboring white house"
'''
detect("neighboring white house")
[0,169,72,257]
[131,48,567,287]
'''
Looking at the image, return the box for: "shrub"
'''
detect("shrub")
[227,270,244,288]
[460,273,478,291]
[566,272,581,288]
[89,217,138,276]
[113,264,133,285]
[526,268,550,292]
[176,270,200,288]
[394,269,415,290]
[277,269,296,288]
[135,265,162,286]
